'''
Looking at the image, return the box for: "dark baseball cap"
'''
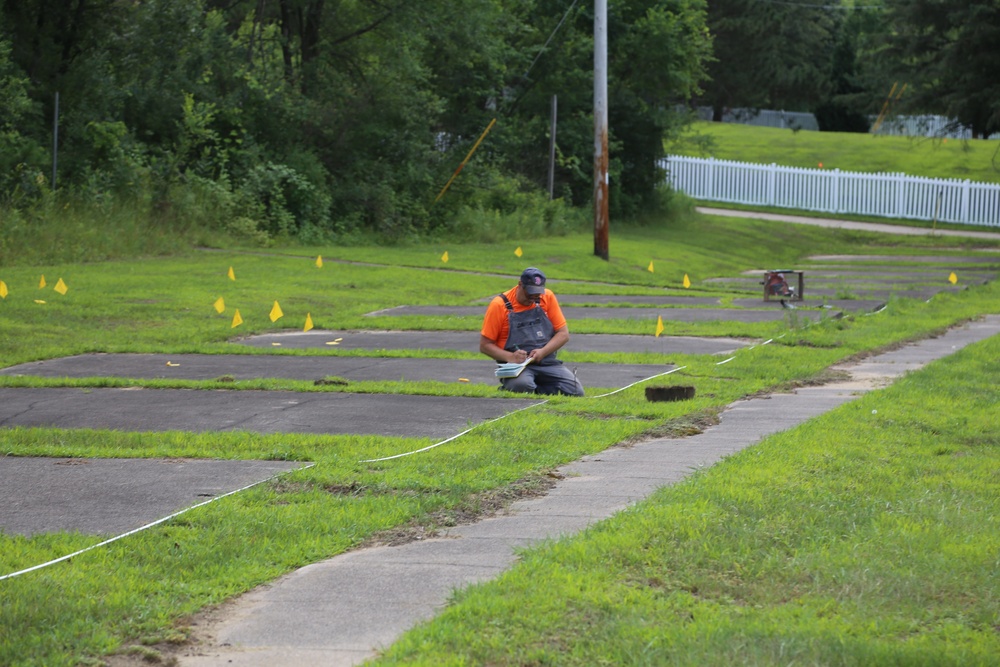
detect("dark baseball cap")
[520,267,546,295]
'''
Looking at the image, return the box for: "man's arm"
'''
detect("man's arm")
[528,325,569,362]
[480,335,528,363]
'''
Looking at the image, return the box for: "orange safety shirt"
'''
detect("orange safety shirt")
[480,286,567,350]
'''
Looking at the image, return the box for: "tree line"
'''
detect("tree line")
[703,0,1000,139]
[1,0,996,245]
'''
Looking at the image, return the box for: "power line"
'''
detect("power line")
[751,0,884,9]
[522,0,582,81]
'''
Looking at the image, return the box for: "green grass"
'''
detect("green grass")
[668,121,1000,183]
[0,213,998,665]
[374,334,1000,666]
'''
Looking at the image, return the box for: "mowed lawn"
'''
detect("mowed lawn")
[0,213,998,665]
[376,332,1000,666]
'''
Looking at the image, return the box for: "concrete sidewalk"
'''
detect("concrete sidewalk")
[176,315,1000,667]
[697,207,1000,241]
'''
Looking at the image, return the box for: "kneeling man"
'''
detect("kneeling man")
[479,267,584,396]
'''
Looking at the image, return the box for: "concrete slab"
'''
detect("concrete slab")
[743,268,996,280]
[730,297,885,312]
[797,286,950,301]
[369,305,834,322]
[0,388,538,439]
[707,275,981,288]
[0,354,674,390]
[803,270,996,283]
[176,315,1000,667]
[236,330,751,356]
[0,457,305,536]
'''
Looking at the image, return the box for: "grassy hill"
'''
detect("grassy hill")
[668,121,1000,184]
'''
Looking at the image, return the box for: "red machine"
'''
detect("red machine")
[762,270,804,301]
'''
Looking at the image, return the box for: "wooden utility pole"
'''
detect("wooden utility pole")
[593,0,609,260]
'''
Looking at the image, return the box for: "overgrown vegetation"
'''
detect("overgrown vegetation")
[0,0,710,250]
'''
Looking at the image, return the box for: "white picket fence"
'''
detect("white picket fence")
[662,156,1000,227]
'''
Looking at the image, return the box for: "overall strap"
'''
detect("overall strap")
[499,293,515,312]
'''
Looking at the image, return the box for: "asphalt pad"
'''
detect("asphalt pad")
[0,388,539,439]
[1,354,673,389]
[236,330,749,355]
[0,457,305,536]
[502,294,721,306]
[369,305,833,322]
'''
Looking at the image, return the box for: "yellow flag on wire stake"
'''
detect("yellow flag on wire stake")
[948,272,958,285]
[648,261,654,273]
[39,275,46,289]
[228,266,236,281]
[270,301,284,322]
[316,256,323,269]
[54,278,68,295]
[0,280,7,299]
[683,274,691,289]
[213,297,225,314]
[655,316,665,337]
[304,313,314,332]
[441,251,449,263]
[231,309,243,328]
[515,247,523,258]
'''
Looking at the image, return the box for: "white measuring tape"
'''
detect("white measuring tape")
[359,366,689,463]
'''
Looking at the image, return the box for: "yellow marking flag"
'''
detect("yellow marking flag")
[648,261,654,273]
[228,266,236,281]
[515,247,523,258]
[683,274,691,289]
[316,256,323,269]
[655,315,665,338]
[269,301,284,322]
[948,272,958,285]
[304,313,314,332]
[213,297,226,314]
[35,299,46,304]
[441,251,449,263]
[39,275,46,289]
[54,278,68,295]
[231,309,243,328]
[0,280,7,299]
